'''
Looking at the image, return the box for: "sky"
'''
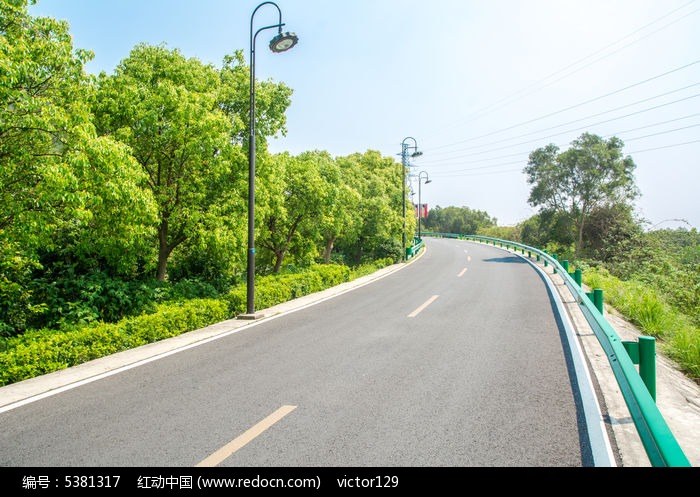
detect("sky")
[28,0,700,229]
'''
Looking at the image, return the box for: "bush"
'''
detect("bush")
[222,263,353,316]
[0,299,228,386]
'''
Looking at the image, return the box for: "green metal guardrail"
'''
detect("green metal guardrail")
[406,237,424,260]
[423,231,691,467]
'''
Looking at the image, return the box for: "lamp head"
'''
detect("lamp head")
[270,31,299,53]
[411,151,423,158]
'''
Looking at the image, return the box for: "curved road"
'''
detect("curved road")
[0,237,610,467]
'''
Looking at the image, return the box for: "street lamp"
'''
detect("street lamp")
[400,137,422,262]
[417,170,431,240]
[241,2,298,320]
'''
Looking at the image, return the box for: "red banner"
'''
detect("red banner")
[414,203,428,218]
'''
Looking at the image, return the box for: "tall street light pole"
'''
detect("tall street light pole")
[241,2,298,319]
[417,170,431,240]
[400,137,422,262]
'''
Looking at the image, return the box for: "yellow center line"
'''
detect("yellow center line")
[195,404,297,467]
[458,268,467,277]
[408,295,439,318]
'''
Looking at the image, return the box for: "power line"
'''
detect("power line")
[420,112,700,171]
[622,123,700,141]
[422,59,700,154]
[628,139,700,153]
[424,1,700,140]
[417,96,700,167]
[421,84,700,160]
[429,138,700,179]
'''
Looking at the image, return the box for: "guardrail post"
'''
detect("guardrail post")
[562,260,569,272]
[574,268,582,287]
[623,336,657,401]
[593,288,604,314]
[639,336,657,401]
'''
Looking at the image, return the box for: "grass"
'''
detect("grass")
[583,266,700,383]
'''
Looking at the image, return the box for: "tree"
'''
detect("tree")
[92,44,294,281]
[258,151,327,273]
[1,0,152,254]
[424,205,496,235]
[523,133,638,255]
[316,153,361,264]
[334,151,406,263]
[0,0,156,333]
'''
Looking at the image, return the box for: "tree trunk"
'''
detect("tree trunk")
[576,215,586,257]
[157,221,170,281]
[324,237,335,264]
[273,249,286,273]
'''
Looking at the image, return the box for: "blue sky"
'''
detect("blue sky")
[29,0,700,229]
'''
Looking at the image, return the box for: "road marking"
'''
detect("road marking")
[408,295,439,318]
[467,255,471,262]
[458,268,467,277]
[195,405,297,467]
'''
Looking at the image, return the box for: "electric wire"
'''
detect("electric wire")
[423,1,700,142]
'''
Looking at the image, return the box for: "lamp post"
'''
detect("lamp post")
[400,137,422,262]
[242,2,298,319]
[417,170,431,240]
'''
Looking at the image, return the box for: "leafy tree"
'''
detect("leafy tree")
[518,208,576,251]
[258,151,328,273]
[424,205,496,235]
[92,44,293,282]
[581,203,642,260]
[218,50,293,147]
[316,154,361,264]
[1,0,152,249]
[524,133,638,255]
[92,44,236,281]
[0,0,156,334]
[335,151,405,264]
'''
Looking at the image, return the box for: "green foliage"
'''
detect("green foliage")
[0,241,45,336]
[424,205,497,235]
[524,133,638,255]
[582,266,699,381]
[591,228,700,325]
[581,204,642,260]
[477,225,520,241]
[257,151,331,273]
[223,263,353,316]
[92,43,264,281]
[333,150,406,264]
[0,298,228,386]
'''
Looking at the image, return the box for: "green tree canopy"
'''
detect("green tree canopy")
[334,150,406,263]
[91,43,295,282]
[523,132,638,255]
[424,205,497,235]
[1,0,153,257]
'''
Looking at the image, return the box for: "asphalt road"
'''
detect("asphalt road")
[0,237,611,467]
